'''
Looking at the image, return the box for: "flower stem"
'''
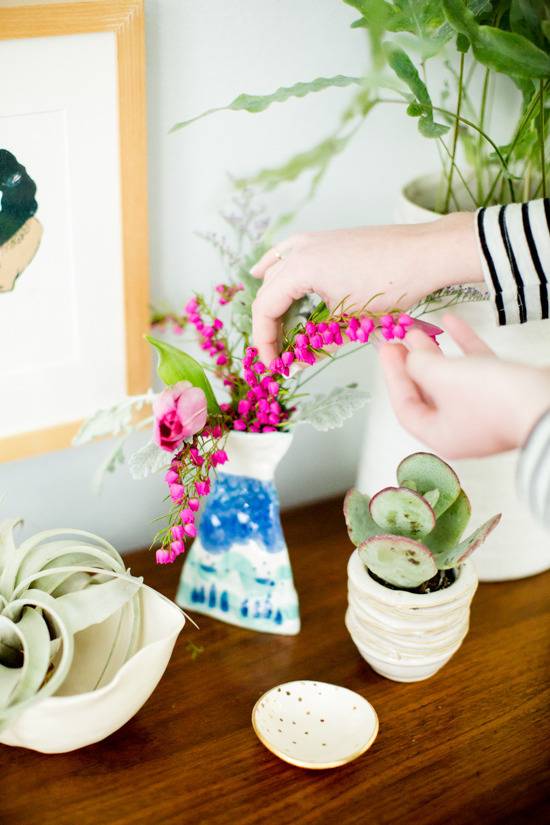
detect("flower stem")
[476,68,490,204]
[443,52,465,215]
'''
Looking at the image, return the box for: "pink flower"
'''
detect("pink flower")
[181,508,195,523]
[212,449,229,467]
[170,483,185,504]
[233,419,247,431]
[183,523,197,538]
[170,540,185,557]
[188,498,200,512]
[153,381,207,453]
[171,524,185,541]
[195,479,211,497]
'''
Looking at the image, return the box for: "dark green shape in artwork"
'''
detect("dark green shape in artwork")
[0,149,38,245]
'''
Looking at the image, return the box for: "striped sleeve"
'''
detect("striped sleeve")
[517,409,550,530]
[475,198,550,325]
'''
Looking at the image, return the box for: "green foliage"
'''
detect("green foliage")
[146,336,220,416]
[0,522,143,731]
[385,44,450,138]
[171,75,362,131]
[345,452,501,590]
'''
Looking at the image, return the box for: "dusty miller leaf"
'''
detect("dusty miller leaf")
[73,392,155,445]
[128,441,169,480]
[292,386,370,432]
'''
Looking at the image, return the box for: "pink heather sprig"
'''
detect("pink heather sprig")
[155,424,228,564]
[229,346,292,434]
[215,282,244,306]
[184,295,236,386]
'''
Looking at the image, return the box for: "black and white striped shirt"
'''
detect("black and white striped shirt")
[476,198,550,531]
[476,198,550,325]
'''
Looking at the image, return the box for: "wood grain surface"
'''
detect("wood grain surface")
[1,497,549,825]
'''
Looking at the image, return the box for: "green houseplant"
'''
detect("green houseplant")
[345,452,501,682]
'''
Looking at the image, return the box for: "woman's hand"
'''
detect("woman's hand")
[251,212,482,365]
[379,314,550,459]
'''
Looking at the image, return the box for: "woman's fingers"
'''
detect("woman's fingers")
[441,312,494,356]
[404,328,442,354]
[379,344,434,437]
[252,273,309,365]
[250,247,280,278]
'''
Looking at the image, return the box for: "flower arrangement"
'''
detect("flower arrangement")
[344,451,501,592]
[77,287,441,567]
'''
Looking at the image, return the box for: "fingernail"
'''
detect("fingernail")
[250,265,259,276]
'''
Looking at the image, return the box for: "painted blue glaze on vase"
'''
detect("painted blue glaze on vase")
[176,431,299,635]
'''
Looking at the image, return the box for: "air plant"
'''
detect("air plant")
[345,452,501,592]
[0,519,143,730]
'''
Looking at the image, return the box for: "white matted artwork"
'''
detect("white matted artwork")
[0,1,150,461]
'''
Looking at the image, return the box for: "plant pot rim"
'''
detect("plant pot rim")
[347,549,477,607]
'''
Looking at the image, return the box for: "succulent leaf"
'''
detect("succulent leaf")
[423,489,440,509]
[425,489,472,556]
[358,535,438,589]
[400,479,418,491]
[369,487,435,540]
[436,514,502,569]
[396,452,460,517]
[344,489,379,546]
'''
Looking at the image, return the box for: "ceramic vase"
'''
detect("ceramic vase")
[346,550,478,682]
[176,430,300,635]
[357,172,550,581]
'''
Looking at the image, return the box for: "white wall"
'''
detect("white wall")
[1,0,444,550]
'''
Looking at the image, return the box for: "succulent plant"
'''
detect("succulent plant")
[345,453,501,591]
[0,519,143,731]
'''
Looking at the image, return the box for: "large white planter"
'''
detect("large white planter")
[357,173,550,581]
[346,550,478,682]
[0,586,185,753]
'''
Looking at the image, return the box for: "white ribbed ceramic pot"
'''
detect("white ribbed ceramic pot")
[346,550,478,682]
[357,173,550,581]
[0,586,185,753]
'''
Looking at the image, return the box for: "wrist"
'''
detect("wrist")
[421,212,484,291]
[514,367,550,449]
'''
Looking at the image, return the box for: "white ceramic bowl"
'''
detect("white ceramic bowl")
[252,680,378,769]
[0,586,185,753]
[346,550,478,683]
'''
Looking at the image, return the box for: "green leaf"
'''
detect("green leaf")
[510,1,547,51]
[437,514,501,569]
[396,452,461,517]
[291,386,370,432]
[358,534,437,589]
[443,0,550,78]
[55,575,142,635]
[146,336,220,416]
[385,44,449,138]
[344,489,380,546]
[369,486,436,540]
[425,489,471,555]
[236,133,350,191]
[170,75,362,131]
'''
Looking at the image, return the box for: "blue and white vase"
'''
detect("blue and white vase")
[176,430,300,635]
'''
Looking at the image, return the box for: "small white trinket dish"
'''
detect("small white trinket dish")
[252,680,378,769]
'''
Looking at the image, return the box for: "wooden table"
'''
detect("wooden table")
[2,498,550,824]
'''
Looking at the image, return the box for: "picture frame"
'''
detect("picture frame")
[0,0,150,462]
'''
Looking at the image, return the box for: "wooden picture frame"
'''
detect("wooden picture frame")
[0,0,150,462]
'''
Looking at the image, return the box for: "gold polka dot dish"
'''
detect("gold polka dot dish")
[251,680,378,769]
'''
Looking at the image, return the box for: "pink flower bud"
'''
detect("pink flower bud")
[268,414,280,425]
[392,323,405,339]
[348,317,360,332]
[170,540,185,557]
[171,524,185,541]
[356,328,368,343]
[189,498,200,512]
[399,313,413,327]
[195,479,211,497]
[322,330,334,345]
[220,403,232,413]
[233,419,247,431]
[216,354,228,366]
[169,483,185,504]
[165,469,179,484]
[244,369,257,386]
[262,426,277,433]
[309,333,323,349]
[270,401,281,414]
[156,548,171,565]
[212,449,228,467]
[181,508,195,523]
[211,425,223,438]
[382,326,394,340]
[381,314,394,328]
[190,447,204,467]
[346,325,358,342]
[360,317,375,333]
[253,361,266,375]
[317,322,328,333]
[213,318,223,330]
[295,333,309,347]
[281,351,295,367]
[267,381,280,396]
[238,399,251,415]
[305,321,317,336]
[183,523,197,538]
